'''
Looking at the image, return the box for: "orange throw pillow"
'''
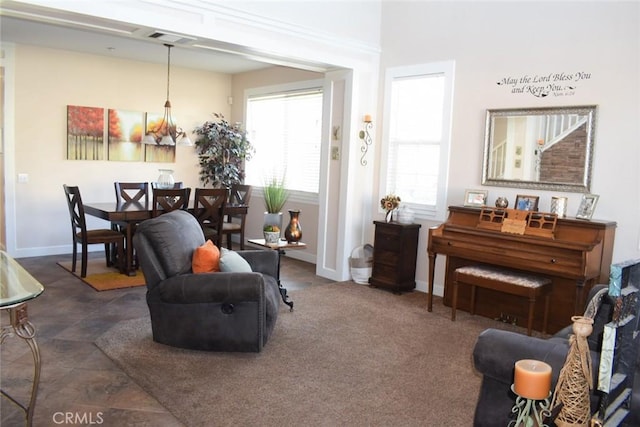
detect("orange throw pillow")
[192,240,221,273]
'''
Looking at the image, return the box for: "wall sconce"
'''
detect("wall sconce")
[359,114,373,166]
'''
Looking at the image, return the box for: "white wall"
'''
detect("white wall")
[376,1,640,293]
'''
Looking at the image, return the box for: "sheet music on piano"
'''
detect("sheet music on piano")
[477,207,557,238]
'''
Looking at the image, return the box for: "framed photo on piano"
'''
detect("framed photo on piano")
[576,194,599,219]
[515,194,539,211]
[464,189,488,207]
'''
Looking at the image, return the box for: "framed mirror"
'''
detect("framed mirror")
[482,105,597,192]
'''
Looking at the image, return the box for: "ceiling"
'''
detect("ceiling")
[0,4,328,74]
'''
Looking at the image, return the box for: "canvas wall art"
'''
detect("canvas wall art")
[67,105,104,160]
[107,109,145,161]
[144,112,176,163]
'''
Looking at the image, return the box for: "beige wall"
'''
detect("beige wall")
[10,44,232,255]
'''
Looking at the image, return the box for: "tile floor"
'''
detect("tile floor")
[1,252,333,426]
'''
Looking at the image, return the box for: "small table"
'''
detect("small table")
[1,251,45,427]
[247,238,307,311]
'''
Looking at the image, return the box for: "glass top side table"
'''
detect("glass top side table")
[247,239,307,312]
[1,250,45,427]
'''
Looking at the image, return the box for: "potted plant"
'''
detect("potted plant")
[263,224,281,244]
[263,174,289,236]
[193,113,254,188]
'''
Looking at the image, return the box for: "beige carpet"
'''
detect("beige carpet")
[95,282,529,426]
[58,258,146,291]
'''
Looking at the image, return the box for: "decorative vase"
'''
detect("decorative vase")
[397,205,415,224]
[157,169,175,189]
[495,197,509,208]
[284,210,302,243]
[385,210,394,223]
[550,316,594,427]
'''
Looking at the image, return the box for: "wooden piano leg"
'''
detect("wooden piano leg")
[470,285,477,315]
[575,280,586,314]
[428,252,436,312]
[542,294,550,334]
[451,279,458,321]
[526,296,535,336]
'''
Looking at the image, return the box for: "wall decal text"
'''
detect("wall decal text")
[497,71,591,98]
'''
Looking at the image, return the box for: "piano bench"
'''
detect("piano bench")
[452,265,551,336]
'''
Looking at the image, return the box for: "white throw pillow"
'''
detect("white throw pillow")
[219,248,252,273]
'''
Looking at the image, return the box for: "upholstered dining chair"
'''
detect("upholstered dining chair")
[151,187,191,217]
[193,188,228,247]
[221,184,252,250]
[63,184,125,278]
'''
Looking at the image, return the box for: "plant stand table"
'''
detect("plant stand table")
[1,251,45,427]
[247,238,307,311]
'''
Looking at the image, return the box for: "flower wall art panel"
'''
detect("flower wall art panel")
[107,109,145,161]
[67,105,105,160]
[144,112,176,163]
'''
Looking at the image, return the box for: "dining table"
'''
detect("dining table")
[83,201,248,276]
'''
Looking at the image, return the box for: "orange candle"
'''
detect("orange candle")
[364,114,372,123]
[514,359,552,399]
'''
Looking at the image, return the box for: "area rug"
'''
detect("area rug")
[58,258,145,291]
[95,282,531,426]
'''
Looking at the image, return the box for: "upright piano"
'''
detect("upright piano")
[427,205,616,333]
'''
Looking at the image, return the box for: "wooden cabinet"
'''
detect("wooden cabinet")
[369,221,421,292]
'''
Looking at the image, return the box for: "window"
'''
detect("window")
[381,61,455,220]
[244,81,323,199]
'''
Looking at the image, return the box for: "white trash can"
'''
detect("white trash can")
[349,244,374,284]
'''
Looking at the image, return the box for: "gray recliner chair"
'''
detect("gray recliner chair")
[472,281,640,427]
[133,210,281,352]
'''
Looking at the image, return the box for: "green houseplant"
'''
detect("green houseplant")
[263,174,289,238]
[193,113,254,188]
[263,175,289,214]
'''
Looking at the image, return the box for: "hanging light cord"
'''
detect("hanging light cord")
[165,43,173,105]
[165,44,172,103]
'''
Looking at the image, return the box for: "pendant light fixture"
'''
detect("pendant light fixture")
[142,43,193,146]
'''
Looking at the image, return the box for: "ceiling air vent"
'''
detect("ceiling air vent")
[148,31,196,45]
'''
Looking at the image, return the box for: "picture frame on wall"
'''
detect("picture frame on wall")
[515,194,539,211]
[67,105,105,161]
[576,194,599,220]
[463,189,488,207]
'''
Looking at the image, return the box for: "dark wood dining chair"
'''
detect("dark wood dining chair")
[221,184,252,249]
[114,182,149,205]
[113,182,150,268]
[151,188,191,217]
[63,184,125,278]
[193,188,228,247]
